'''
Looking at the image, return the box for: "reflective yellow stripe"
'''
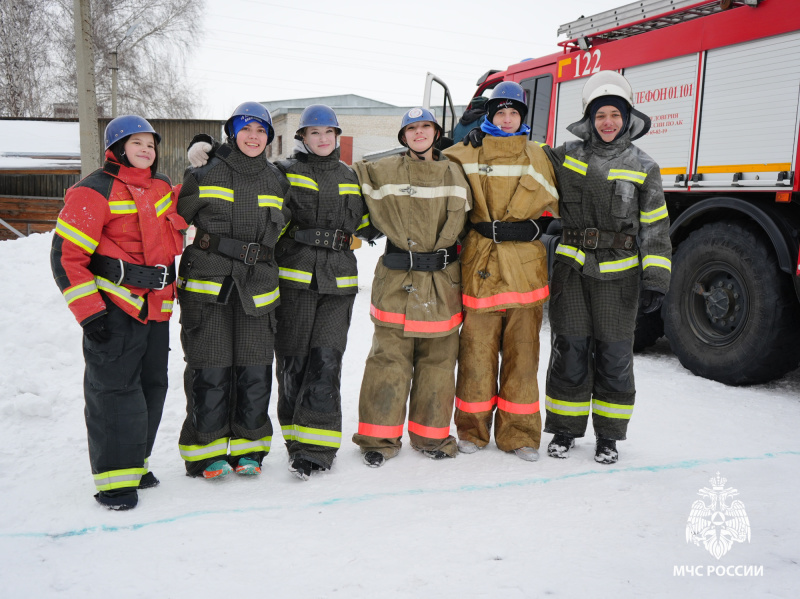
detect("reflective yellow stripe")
[154,192,172,217]
[640,204,668,224]
[592,399,634,420]
[258,195,284,209]
[459,163,558,201]
[177,277,222,296]
[642,255,672,271]
[93,467,146,491]
[608,169,647,184]
[199,186,234,202]
[282,424,342,448]
[563,155,588,176]
[63,280,98,305]
[253,287,280,308]
[545,396,591,416]
[279,268,312,284]
[287,174,319,191]
[161,300,174,313]
[336,276,358,288]
[179,438,230,461]
[230,436,271,456]
[555,244,586,266]
[109,201,137,214]
[356,213,370,231]
[95,276,145,310]
[339,183,361,195]
[279,222,290,239]
[55,218,98,253]
[598,255,640,273]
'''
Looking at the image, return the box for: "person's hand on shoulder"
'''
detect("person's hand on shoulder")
[463,128,485,148]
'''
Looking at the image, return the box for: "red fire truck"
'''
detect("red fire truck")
[426,0,800,385]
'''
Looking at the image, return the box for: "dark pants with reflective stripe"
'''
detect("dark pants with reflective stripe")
[353,325,459,459]
[544,263,638,440]
[275,288,354,470]
[83,301,169,486]
[179,289,275,476]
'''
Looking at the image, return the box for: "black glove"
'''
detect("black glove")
[83,315,110,343]
[463,128,486,148]
[640,289,665,314]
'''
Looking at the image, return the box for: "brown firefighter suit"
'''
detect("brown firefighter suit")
[444,135,559,452]
[352,151,471,460]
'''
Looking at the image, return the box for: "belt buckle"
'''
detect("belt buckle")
[154,264,169,290]
[528,219,541,242]
[491,220,503,244]
[331,229,347,251]
[437,248,449,270]
[243,242,260,265]
[583,228,599,250]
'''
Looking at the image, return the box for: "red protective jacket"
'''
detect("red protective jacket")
[51,151,187,325]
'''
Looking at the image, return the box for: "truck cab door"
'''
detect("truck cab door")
[520,74,553,145]
[423,72,458,143]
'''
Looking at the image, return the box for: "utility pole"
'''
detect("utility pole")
[73,0,101,178]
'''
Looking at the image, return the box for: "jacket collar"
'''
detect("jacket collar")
[566,108,651,157]
[221,141,268,175]
[481,134,528,160]
[103,150,153,188]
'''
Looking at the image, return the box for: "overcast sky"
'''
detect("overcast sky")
[184,0,627,119]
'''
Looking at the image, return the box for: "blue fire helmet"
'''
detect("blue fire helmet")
[397,107,443,147]
[297,104,342,136]
[224,101,274,144]
[104,115,161,150]
[486,81,528,123]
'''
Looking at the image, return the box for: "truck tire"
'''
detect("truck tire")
[663,221,800,385]
[633,310,664,351]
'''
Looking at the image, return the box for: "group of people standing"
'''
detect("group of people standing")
[51,70,671,511]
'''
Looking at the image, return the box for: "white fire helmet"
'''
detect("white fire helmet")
[581,71,634,115]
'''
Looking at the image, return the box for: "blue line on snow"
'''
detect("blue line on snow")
[4,450,798,540]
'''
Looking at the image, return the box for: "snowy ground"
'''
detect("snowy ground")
[1,232,798,598]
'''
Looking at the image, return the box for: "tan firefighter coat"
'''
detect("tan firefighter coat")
[444,135,559,312]
[353,151,471,338]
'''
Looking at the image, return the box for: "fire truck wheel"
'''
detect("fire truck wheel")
[633,309,664,352]
[663,221,800,385]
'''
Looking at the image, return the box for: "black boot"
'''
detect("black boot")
[138,471,160,489]
[95,489,138,510]
[547,434,575,459]
[595,438,619,464]
[363,451,385,468]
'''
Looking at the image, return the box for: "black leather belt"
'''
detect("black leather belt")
[193,228,273,265]
[90,254,175,290]
[562,228,636,250]
[289,226,352,251]
[473,219,542,243]
[383,239,458,271]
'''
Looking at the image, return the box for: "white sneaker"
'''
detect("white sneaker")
[457,440,480,454]
[513,447,540,462]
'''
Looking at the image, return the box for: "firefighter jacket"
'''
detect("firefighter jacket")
[51,151,186,326]
[177,141,291,316]
[444,135,559,312]
[353,151,471,338]
[275,147,378,295]
[546,112,672,293]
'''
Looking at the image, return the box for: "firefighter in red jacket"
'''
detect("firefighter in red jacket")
[51,115,187,510]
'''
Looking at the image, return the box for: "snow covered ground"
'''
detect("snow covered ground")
[1,232,798,598]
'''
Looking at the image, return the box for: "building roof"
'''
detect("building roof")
[0,119,81,173]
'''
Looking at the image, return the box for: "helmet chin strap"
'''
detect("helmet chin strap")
[407,132,440,160]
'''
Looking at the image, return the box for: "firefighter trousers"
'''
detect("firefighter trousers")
[544,263,638,441]
[178,287,276,476]
[352,325,459,459]
[275,288,354,470]
[455,306,544,451]
[83,300,168,494]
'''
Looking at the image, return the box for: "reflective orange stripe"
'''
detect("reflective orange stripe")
[455,396,498,413]
[497,397,540,415]
[370,304,463,333]
[408,420,451,439]
[462,285,549,310]
[358,422,404,438]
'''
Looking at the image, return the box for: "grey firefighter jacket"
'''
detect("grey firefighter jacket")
[275,147,378,294]
[353,151,472,338]
[546,112,672,293]
[177,142,291,315]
